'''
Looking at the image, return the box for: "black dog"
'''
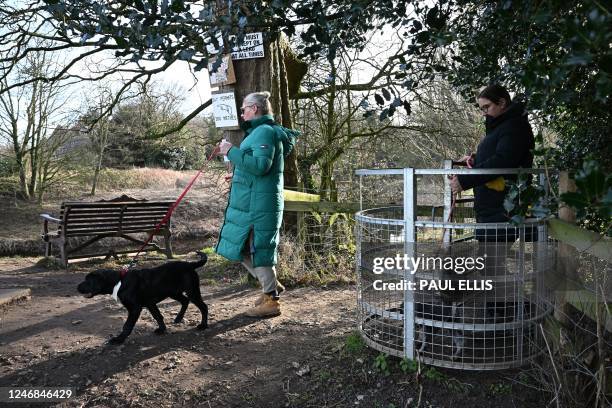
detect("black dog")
[77,253,208,344]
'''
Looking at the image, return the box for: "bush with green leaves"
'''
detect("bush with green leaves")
[560,160,611,235]
[145,146,187,170]
[373,353,391,376]
[503,173,551,225]
[0,155,17,177]
[399,357,418,374]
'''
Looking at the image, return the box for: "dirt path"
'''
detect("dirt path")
[0,256,358,407]
[0,256,548,408]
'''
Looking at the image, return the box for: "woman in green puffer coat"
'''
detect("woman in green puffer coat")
[216,91,300,318]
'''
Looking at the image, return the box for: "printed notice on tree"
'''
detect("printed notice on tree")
[212,92,239,128]
[230,32,264,60]
[206,32,264,60]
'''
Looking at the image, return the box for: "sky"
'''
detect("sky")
[75,54,215,116]
[156,61,213,114]
[0,50,215,148]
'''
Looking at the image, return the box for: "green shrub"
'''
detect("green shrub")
[344,331,366,355]
[399,357,418,374]
[0,176,19,193]
[373,353,390,376]
[0,155,18,177]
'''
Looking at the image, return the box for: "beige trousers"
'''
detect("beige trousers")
[241,232,278,294]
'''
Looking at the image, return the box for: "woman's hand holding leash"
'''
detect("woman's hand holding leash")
[218,139,233,155]
[215,139,234,182]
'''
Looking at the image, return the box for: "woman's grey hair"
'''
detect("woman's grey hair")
[244,91,273,115]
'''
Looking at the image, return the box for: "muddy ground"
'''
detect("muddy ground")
[0,176,550,407]
[0,254,550,408]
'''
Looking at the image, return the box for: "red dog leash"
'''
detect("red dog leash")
[120,145,222,277]
[442,158,472,243]
[441,156,474,242]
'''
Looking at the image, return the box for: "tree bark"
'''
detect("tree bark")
[91,152,103,196]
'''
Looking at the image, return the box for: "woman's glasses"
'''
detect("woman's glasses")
[479,103,493,112]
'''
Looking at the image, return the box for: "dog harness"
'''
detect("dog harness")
[112,281,121,302]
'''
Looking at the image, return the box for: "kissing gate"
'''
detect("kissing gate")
[355,165,554,370]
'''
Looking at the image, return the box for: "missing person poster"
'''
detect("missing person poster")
[211,92,239,128]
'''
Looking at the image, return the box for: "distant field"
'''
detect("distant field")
[0,167,229,255]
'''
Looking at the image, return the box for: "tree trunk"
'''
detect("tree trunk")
[28,131,40,197]
[16,155,29,200]
[91,163,101,196]
[37,160,50,204]
[91,146,105,196]
[276,36,300,190]
[221,32,306,231]
[17,169,29,199]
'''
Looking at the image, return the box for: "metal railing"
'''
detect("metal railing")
[355,166,555,370]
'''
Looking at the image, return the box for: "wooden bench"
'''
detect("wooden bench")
[40,196,175,267]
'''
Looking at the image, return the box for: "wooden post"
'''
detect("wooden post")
[555,171,577,326]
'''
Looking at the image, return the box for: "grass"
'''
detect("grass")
[92,167,194,190]
[344,331,366,355]
[0,166,224,201]
[374,353,391,376]
[196,251,244,285]
[317,369,332,382]
[489,382,512,395]
[275,235,356,288]
[35,256,66,270]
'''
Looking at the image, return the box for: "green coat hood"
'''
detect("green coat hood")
[241,115,300,158]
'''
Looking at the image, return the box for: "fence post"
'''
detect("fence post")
[442,160,453,246]
[403,168,416,360]
[555,171,577,327]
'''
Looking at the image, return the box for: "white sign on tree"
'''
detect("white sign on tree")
[206,32,264,60]
[231,32,264,60]
[212,92,239,128]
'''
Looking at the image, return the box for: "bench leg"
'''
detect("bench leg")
[44,241,51,257]
[60,242,68,268]
[164,233,174,259]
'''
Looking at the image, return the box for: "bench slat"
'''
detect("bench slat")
[61,201,174,208]
[65,227,169,237]
[65,221,169,231]
[65,220,169,228]
[68,214,169,226]
[65,212,170,221]
[65,207,172,214]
